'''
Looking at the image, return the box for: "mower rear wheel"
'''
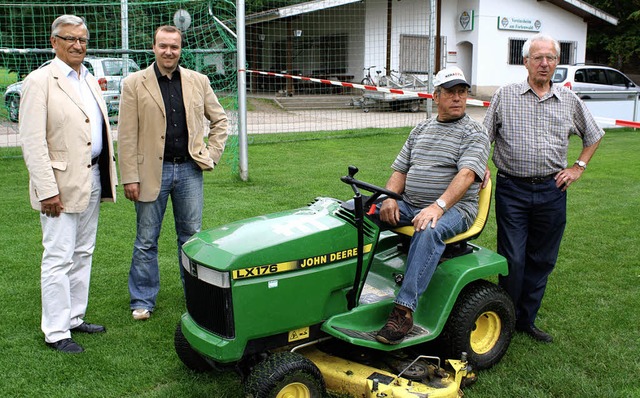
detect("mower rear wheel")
[245,351,326,398]
[439,280,515,370]
[174,322,211,372]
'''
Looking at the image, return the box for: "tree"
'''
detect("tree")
[583,0,640,72]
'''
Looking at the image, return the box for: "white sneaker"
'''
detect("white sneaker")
[132,309,151,320]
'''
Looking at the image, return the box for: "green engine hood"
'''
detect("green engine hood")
[183,197,377,275]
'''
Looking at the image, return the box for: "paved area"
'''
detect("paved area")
[0,121,18,148]
[0,105,488,148]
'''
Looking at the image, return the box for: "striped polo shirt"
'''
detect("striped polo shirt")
[392,113,490,224]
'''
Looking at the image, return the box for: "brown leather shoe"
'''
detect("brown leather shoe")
[376,306,413,344]
[46,338,84,353]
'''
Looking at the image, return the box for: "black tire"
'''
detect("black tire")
[438,280,515,370]
[408,100,420,113]
[245,351,326,398]
[174,322,211,372]
[7,95,19,122]
[361,77,374,86]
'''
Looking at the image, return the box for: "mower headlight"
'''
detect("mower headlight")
[181,250,230,288]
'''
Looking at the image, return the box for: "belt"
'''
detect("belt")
[497,171,555,184]
[91,156,100,165]
[164,156,190,163]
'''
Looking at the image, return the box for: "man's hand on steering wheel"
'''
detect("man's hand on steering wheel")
[379,199,400,225]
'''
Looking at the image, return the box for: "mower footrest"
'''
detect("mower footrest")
[331,324,430,342]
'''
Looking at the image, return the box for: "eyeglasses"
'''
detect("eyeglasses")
[55,35,89,45]
[439,88,469,99]
[529,55,557,64]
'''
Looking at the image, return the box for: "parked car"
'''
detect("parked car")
[3,56,140,122]
[552,64,640,99]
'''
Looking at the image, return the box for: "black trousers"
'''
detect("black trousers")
[495,173,567,328]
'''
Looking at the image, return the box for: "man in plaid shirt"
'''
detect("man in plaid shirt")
[484,33,604,343]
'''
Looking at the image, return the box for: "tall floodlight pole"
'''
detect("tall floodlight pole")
[121,0,129,76]
[427,0,436,118]
[237,0,249,181]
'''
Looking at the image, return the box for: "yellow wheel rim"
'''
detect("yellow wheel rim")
[470,311,501,354]
[276,382,311,398]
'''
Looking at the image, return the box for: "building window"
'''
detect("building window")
[399,35,446,74]
[400,35,430,74]
[508,38,526,65]
[559,41,576,65]
[510,38,577,65]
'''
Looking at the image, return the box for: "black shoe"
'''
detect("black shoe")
[47,338,84,353]
[71,322,106,334]
[516,324,553,343]
[376,306,413,345]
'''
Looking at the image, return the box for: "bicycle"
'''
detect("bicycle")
[379,69,421,89]
[361,66,384,86]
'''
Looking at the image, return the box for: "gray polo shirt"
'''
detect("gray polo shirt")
[392,113,490,224]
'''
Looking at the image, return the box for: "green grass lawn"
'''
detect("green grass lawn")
[0,128,638,397]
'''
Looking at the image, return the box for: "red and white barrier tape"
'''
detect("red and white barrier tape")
[593,117,640,129]
[243,68,438,99]
[242,69,639,128]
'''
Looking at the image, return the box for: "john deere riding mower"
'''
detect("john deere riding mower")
[175,166,515,397]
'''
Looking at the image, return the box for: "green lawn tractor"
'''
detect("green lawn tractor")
[175,166,515,397]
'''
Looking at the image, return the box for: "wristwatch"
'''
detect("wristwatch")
[574,160,587,170]
[436,199,448,212]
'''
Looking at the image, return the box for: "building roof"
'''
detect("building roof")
[246,0,618,26]
[246,0,362,25]
[534,0,616,25]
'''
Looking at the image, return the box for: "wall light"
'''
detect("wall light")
[294,29,303,37]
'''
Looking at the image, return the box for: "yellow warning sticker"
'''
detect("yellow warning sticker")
[288,327,310,342]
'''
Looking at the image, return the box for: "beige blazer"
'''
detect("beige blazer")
[19,61,118,212]
[117,64,228,202]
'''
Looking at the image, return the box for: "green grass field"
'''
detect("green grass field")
[0,128,638,397]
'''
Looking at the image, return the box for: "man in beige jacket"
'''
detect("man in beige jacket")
[118,25,228,321]
[19,15,118,353]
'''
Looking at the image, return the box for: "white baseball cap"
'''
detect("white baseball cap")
[434,66,470,89]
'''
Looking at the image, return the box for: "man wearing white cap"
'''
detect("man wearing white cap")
[373,66,490,344]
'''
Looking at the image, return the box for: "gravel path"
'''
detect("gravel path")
[1,106,487,147]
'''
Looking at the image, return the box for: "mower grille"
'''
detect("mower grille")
[184,265,235,339]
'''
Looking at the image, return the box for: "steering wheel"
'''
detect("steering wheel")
[341,166,402,209]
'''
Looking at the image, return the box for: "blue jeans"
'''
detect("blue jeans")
[129,160,203,311]
[495,174,566,328]
[374,201,469,312]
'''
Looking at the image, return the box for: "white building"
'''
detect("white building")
[247,0,617,98]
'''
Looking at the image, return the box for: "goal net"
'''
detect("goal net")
[0,0,240,168]
[1,0,440,167]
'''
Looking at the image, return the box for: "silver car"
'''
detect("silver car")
[3,56,140,122]
[552,64,640,100]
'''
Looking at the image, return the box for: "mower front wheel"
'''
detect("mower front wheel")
[245,351,326,398]
[439,280,515,370]
[174,322,211,372]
